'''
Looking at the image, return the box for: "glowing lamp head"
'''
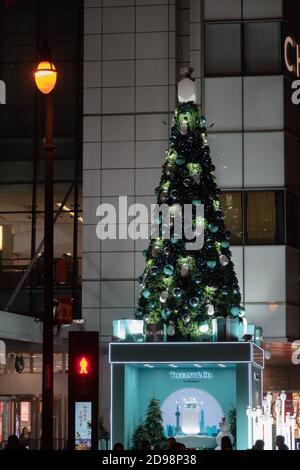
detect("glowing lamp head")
[78,356,89,375]
[35,61,57,94]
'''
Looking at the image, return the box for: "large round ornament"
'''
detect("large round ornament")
[142,289,151,299]
[162,307,171,320]
[192,174,200,184]
[160,291,169,303]
[221,240,230,249]
[167,322,175,336]
[182,314,190,324]
[135,308,144,317]
[199,322,209,333]
[208,223,219,233]
[180,120,188,135]
[176,155,186,166]
[230,306,240,317]
[160,190,168,203]
[189,297,199,308]
[165,163,175,176]
[150,266,159,276]
[206,303,214,316]
[164,246,171,256]
[173,287,182,299]
[170,189,178,200]
[219,254,229,267]
[183,178,191,188]
[163,264,174,276]
[206,260,216,269]
[180,265,190,278]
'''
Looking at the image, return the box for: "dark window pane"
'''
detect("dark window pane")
[205,23,241,76]
[244,22,282,74]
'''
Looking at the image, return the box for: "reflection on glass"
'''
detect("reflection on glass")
[220,192,243,244]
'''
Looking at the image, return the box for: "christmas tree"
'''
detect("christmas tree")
[131,418,149,450]
[144,396,166,449]
[135,68,245,340]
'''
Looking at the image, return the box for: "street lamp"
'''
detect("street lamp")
[34,40,57,450]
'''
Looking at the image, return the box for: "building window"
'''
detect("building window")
[205,21,282,76]
[245,191,284,245]
[220,191,243,245]
[244,22,281,74]
[205,23,241,76]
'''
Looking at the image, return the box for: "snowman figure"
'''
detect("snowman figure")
[215,417,234,450]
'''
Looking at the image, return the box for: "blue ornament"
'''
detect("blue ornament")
[135,308,144,317]
[189,297,199,308]
[170,189,178,200]
[176,156,185,166]
[173,287,182,299]
[149,301,156,309]
[142,289,151,299]
[206,260,217,269]
[194,275,202,285]
[162,307,171,320]
[171,236,179,244]
[221,240,230,249]
[192,199,201,205]
[164,265,174,276]
[150,266,159,276]
[208,224,219,233]
[142,249,148,257]
[230,306,240,316]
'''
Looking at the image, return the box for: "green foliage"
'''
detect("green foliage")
[131,418,149,450]
[99,417,110,442]
[144,396,166,449]
[228,406,236,444]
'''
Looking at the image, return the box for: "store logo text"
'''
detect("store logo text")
[284,36,300,105]
[169,371,213,381]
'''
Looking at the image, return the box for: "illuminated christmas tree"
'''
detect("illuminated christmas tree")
[135,68,245,341]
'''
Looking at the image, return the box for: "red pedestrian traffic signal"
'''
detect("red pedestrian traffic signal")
[78,356,89,375]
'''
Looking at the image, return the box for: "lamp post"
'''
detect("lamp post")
[34,40,57,450]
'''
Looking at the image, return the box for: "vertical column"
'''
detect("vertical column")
[236,363,252,450]
[83,0,102,332]
[189,0,202,107]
